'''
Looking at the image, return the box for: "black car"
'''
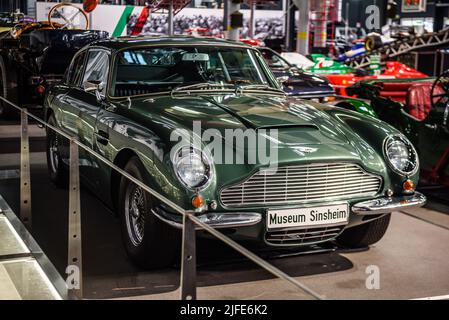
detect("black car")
[0,22,107,118]
[258,47,335,100]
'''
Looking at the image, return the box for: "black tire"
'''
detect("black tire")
[365,35,383,51]
[46,114,68,187]
[118,156,180,269]
[337,214,391,248]
[0,55,18,119]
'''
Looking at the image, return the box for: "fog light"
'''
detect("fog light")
[403,179,415,192]
[192,195,205,209]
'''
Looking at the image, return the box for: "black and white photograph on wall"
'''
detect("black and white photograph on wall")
[126,8,284,40]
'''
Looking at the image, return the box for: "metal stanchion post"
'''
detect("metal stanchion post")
[168,0,174,36]
[180,213,197,300]
[20,109,32,229]
[67,139,83,299]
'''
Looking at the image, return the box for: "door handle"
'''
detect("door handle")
[95,130,109,145]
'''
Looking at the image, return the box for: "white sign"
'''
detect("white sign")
[267,203,349,230]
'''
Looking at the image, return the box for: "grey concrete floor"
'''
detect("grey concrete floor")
[124,211,449,300]
[0,124,448,300]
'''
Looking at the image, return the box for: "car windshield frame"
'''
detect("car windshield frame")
[108,43,280,99]
[260,47,293,70]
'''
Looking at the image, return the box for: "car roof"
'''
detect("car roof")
[89,35,253,51]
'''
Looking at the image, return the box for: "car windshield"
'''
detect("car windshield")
[111,46,275,97]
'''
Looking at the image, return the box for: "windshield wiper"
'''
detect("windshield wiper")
[171,82,234,96]
[171,82,285,98]
[236,84,285,94]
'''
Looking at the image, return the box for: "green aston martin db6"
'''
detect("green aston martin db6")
[44,36,426,269]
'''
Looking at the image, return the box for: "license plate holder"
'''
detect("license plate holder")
[267,203,349,231]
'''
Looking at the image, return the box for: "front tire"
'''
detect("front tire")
[337,214,391,248]
[118,156,180,269]
[365,35,383,51]
[46,114,68,187]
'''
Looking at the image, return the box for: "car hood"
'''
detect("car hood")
[118,92,387,174]
[124,93,350,147]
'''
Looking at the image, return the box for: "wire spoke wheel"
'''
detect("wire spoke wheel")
[125,183,147,246]
[118,157,180,269]
[431,71,449,109]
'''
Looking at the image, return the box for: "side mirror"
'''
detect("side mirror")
[84,80,104,102]
[276,76,289,85]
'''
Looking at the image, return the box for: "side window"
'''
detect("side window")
[66,51,86,86]
[82,50,110,94]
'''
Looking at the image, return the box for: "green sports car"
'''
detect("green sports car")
[44,36,426,269]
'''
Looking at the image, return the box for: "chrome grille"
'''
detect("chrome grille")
[220,163,382,208]
[266,225,345,245]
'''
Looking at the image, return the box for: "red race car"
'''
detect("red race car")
[326,61,429,96]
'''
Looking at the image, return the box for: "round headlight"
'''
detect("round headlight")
[384,135,419,176]
[172,147,212,190]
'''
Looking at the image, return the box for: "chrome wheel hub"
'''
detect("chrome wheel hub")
[125,184,145,246]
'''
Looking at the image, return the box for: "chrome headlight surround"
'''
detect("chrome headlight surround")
[172,146,213,191]
[383,135,419,176]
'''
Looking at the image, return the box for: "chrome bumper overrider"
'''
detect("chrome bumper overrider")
[352,192,427,215]
[153,208,262,229]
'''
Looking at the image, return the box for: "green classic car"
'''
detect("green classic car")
[44,37,426,269]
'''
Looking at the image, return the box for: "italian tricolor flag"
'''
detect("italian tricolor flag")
[112,6,151,37]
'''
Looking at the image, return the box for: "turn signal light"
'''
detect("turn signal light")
[192,195,205,209]
[36,85,46,95]
[403,179,415,192]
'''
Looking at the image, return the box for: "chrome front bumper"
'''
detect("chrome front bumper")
[153,208,262,230]
[352,192,427,215]
[154,192,426,229]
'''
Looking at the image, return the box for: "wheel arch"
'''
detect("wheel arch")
[110,148,139,211]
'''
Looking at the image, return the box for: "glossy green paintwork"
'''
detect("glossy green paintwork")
[44,37,420,245]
